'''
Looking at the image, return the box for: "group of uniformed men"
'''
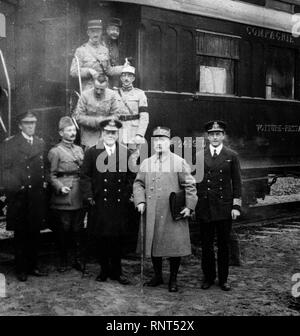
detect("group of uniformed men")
[0,18,242,293]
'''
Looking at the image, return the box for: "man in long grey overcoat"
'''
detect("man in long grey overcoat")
[133,127,198,292]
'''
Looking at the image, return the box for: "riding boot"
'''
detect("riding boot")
[146,257,163,286]
[168,257,181,292]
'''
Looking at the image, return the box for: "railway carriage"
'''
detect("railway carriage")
[0,0,300,206]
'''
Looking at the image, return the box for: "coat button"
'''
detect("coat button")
[104,198,107,202]
[117,199,120,202]
[118,189,121,192]
[28,176,31,179]
[220,170,223,173]
[104,189,107,192]
[148,196,151,199]
[104,179,107,183]
[220,179,223,182]
[220,187,223,190]
[41,166,44,169]
[28,185,32,189]
[207,180,210,183]
[208,188,210,191]
[118,179,121,182]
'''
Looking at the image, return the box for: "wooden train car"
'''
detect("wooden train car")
[0,0,300,204]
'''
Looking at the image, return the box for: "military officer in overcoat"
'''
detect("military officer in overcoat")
[196,121,242,291]
[70,19,127,92]
[80,117,135,285]
[48,117,84,273]
[134,127,198,292]
[0,111,48,281]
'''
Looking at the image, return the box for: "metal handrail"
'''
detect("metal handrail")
[0,49,11,136]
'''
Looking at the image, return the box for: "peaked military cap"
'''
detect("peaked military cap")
[100,117,122,131]
[205,120,227,133]
[88,19,103,29]
[17,111,37,123]
[107,17,122,27]
[153,126,171,138]
[59,116,75,130]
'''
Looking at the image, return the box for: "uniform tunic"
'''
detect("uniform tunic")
[115,87,149,145]
[73,88,120,148]
[48,141,84,210]
[70,42,123,91]
[133,152,198,258]
[196,146,242,222]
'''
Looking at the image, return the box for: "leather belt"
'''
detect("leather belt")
[119,114,140,122]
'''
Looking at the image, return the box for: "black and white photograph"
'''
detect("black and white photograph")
[0,0,300,320]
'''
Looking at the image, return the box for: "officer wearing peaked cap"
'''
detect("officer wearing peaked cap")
[70,19,128,92]
[196,120,242,291]
[0,111,48,281]
[80,117,135,285]
[134,126,198,293]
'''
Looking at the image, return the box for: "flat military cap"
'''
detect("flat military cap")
[59,116,75,130]
[205,120,227,133]
[100,118,122,131]
[153,126,171,138]
[17,111,37,123]
[107,17,122,27]
[88,19,103,29]
[121,65,135,75]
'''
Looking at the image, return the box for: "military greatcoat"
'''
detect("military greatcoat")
[0,133,47,231]
[133,152,198,258]
[80,141,135,238]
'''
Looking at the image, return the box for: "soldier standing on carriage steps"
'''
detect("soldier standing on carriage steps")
[0,111,48,282]
[103,18,123,88]
[48,117,85,273]
[115,65,149,154]
[70,19,127,92]
[196,121,242,291]
[80,117,135,285]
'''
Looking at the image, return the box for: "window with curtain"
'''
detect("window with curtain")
[196,31,239,95]
[265,47,295,100]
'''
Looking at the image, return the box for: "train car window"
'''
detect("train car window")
[196,31,240,95]
[265,46,295,99]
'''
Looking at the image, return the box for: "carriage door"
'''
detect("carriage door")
[0,2,16,140]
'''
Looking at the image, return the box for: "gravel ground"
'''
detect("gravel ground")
[0,220,299,316]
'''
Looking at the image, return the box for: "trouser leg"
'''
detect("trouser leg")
[216,220,232,284]
[71,209,85,272]
[168,257,181,292]
[229,229,241,266]
[14,225,28,274]
[201,221,216,282]
[110,236,122,279]
[146,256,163,286]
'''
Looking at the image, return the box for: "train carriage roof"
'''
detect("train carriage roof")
[110,0,295,33]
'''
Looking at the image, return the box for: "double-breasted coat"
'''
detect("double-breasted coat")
[133,152,198,258]
[0,133,47,231]
[196,146,242,222]
[80,141,135,238]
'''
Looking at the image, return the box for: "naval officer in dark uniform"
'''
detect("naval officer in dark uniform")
[0,111,48,281]
[196,121,242,291]
[80,117,135,285]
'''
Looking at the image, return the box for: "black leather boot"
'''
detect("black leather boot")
[168,257,181,292]
[146,257,163,286]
